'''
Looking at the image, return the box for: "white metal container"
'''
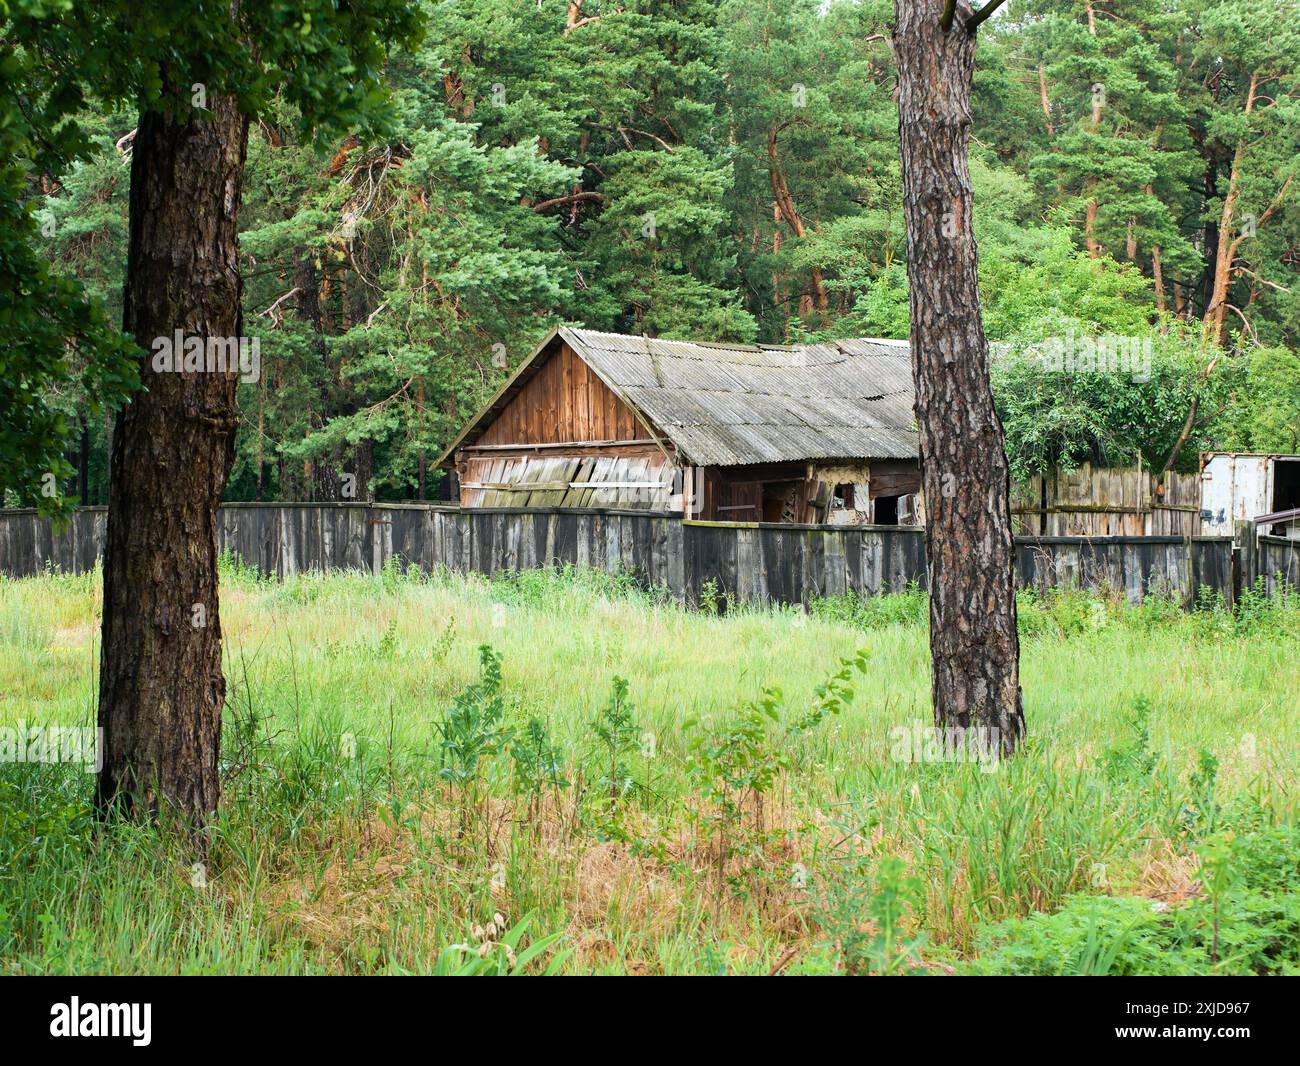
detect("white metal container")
[1200,453,1300,536]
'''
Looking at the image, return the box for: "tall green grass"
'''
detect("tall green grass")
[0,564,1296,974]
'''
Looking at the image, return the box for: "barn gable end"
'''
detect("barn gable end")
[445,333,679,510]
[477,341,645,447]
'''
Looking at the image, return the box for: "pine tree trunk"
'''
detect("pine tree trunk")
[1152,243,1167,316]
[893,0,1024,755]
[97,91,250,829]
[767,129,829,313]
[1083,2,1101,258]
[1037,66,1054,136]
[1204,74,1257,346]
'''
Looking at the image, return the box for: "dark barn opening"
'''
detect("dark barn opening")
[1274,458,1300,514]
[874,494,899,525]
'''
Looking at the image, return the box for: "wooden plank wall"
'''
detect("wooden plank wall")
[0,504,374,581]
[0,504,1248,608]
[1152,471,1203,535]
[459,452,674,509]
[1013,535,1234,606]
[215,503,372,577]
[1256,535,1300,597]
[372,505,687,597]
[477,342,638,446]
[0,507,108,578]
[1012,463,1201,536]
[683,521,927,607]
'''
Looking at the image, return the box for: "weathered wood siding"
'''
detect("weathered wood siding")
[371,505,686,597]
[1257,534,1300,597]
[0,507,108,577]
[216,503,371,576]
[453,341,675,509]
[0,504,372,581]
[0,504,1252,609]
[1012,463,1201,536]
[684,521,926,606]
[1013,535,1234,606]
[459,451,675,509]
[477,342,640,446]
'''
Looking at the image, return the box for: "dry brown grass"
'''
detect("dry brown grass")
[262,812,420,957]
[1130,838,1201,905]
[249,782,835,972]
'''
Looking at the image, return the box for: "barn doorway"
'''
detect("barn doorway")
[874,494,900,525]
[761,481,803,523]
[1274,458,1300,514]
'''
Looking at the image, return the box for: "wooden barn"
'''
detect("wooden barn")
[437,327,922,524]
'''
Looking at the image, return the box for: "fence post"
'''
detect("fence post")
[1234,519,1255,598]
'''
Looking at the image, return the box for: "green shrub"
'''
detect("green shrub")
[971,821,1300,975]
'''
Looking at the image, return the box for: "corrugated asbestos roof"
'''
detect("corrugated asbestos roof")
[563,328,918,466]
[438,326,919,469]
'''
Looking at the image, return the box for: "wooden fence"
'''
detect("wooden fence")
[373,505,687,597]
[1012,535,1233,605]
[1012,463,1202,536]
[684,520,926,605]
[1255,534,1300,598]
[2,502,1291,609]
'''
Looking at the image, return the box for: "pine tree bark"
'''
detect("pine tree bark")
[1152,242,1167,316]
[893,0,1024,755]
[97,90,250,829]
[1037,66,1054,136]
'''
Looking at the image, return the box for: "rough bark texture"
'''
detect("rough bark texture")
[893,0,1024,754]
[1152,242,1167,315]
[1082,2,1101,258]
[97,91,250,828]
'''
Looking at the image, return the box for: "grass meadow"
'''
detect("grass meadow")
[1,560,1298,975]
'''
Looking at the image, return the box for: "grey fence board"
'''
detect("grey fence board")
[0,504,1260,610]
[1257,535,1300,597]
[1012,534,1234,606]
[0,507,109,577]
